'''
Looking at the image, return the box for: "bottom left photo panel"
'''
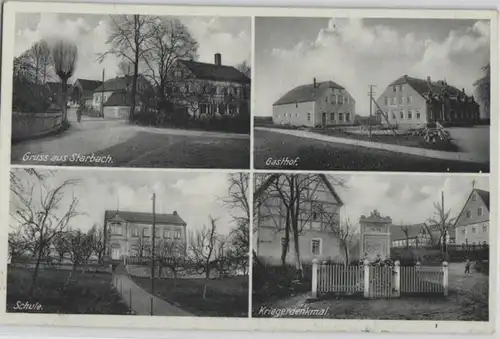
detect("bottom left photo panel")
[7,168,250,317]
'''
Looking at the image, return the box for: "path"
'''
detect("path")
[113,268,192,316]
[11,109,250,168]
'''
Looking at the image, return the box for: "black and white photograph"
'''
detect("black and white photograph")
[253,17,491,172]
[7,169,249,317]
[253,173,490,321]
[10,13,251,169]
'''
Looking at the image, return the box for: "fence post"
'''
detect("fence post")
[442,261,448,296]
[311,258,319,299]
[150,297,154,316]
[129,288,132,314]
[363,259,370,298]
[394,260,401,297]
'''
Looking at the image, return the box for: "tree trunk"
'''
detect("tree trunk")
[29,246,44,297]
[343,244,349,265]
[280,211,290,267]
[61,80,68,122]
[202,279,208,300]
[129,15,140,123]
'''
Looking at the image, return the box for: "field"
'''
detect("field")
[132,276,249,317]
[7,266,129,314]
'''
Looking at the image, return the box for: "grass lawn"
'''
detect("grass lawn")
[68,131,250,169]
[132,276,248,317]
[311,128,460,152]
[254,130,488,172]
[7,266,129,314]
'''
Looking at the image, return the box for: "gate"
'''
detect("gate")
[318,264,364,294]
[368,266,394,298]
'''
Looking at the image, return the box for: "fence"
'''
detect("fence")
[311,259,448,299]
[11,112,63,141]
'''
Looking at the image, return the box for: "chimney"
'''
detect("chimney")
[313,77,317,88]
[462,88,466,94]
[173,211,178,215]
[214,53,221,66]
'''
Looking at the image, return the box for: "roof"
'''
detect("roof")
[75,79,103,92]
[94,76,134,92]
[104,90,128,107]
[104,210,187,226]
[390,223,426,241]
[273,80,346,106]
[388,75,475,102]
[178,60,250,84]
[475,189,490,209]
[254,173,344,206]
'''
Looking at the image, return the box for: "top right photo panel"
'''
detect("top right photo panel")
[253,17,492,173]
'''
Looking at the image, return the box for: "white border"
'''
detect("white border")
[0,1,498,335]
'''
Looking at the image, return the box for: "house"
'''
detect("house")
[390,223,433,248]
[253,174,345,265]
[92,75,151,119]
[168,53,251,117]
[104,210,187,261]
[71,79,103,108]
[376,75,480,129]
[272,79,356,128]
[454,188,490,246]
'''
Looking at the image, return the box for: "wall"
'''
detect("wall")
[104,106,130,120]
[376,83,428,128]
[272,101,315,127]
[455,191,489,245]
[11,112,63,141]
[92,90,114,111]
[315,88,356,126]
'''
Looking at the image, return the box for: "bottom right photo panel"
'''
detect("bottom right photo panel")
[252,172,489,321]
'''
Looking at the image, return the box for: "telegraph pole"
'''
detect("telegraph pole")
[151,193,156,301]
[101,68,105,118]
[368,85,377,139]
[441,191,446,253]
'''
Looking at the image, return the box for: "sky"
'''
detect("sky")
[15,13,251,82]
[254,17,491,116]
[9,169,245,239]
[329,173,489,228]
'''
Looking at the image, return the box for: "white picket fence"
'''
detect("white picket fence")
[311,260,448,299]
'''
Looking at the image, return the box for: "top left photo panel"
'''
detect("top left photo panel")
[7,11,251,169]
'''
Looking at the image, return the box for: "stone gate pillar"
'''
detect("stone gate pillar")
[359,210,392,262]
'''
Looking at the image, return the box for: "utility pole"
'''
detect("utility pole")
[368,85,376,140]
[441,191,446,254]
[101,68,105,118]
[151,193,156,304]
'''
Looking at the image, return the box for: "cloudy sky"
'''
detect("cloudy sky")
[15,13,251,82]
[255,17,491,116]
[329,174,489,227]
[10,170,245,238]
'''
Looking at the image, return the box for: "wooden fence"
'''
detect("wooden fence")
[312,260,448,299]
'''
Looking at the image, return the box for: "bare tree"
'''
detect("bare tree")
[30,39,52,84]
[141,17,198,120]
[321,212,357,265]
[53,232,71,264]
[88,224,106,264]
[117,59,135,77]
[426,192,456,254]
[474,63,490,118]
[10,171,81,296]
[155,238,187,283]
[189,217,218,300]
[8,229,27,263]
[99,15,155,121]
[51,39,78,122]
[66,229,93,285]
[236,61,251,79]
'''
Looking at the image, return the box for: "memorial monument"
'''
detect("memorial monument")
[359,210,392,262]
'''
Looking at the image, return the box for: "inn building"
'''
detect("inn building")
[376,75,480,129]
[454,188,490,246]
[272,78,356,127]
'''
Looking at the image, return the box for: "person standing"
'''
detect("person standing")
[465,258,471,274]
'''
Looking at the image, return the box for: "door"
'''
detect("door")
[322,112,327,126]
[111,248,120,260]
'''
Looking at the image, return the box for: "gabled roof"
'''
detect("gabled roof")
[453,188,490,228]
[104,210,187,226]
[75,79,103,92]
[387,75,476,103]
[254,174,344,206]
[273,80,346,106]
[178,59,250,84]
[390,223,426,241]
[94,76,134,92]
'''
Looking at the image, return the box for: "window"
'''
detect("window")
[295,113,299,117]
[155,228,161,238]
[142,228,150,237]
[173,230,182,239]
[471,226,477,234]
[461,229,466,235]
[346,97,350,104]
[132,227,139,237]
[307,113,311,121]
[400,111,404,119]
[483,224,488,233]
[392,97,396,105]
[478,207,483,216]
[163,229,169,238]
[466,209,471,218]
[384,97,388,105]
[338,113,344,121]
[312,211,318,221]
[111,223,122,235]
[311,239,322,255]
[399,96,404,104]
[338,96,344,104]
[399,85,403,92]
[392,86,397,92]
[407,110,412,119]
[330,113,335,121]
[472,194,476,201]
[345,113,350,121]
[416,110,421,119]
[392,112,396,120]
[199,103,207,114]
[407,95,412,104]
[174,70,182,78]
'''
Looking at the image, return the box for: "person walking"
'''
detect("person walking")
[76,106,82,123]
[465,258,471,274]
